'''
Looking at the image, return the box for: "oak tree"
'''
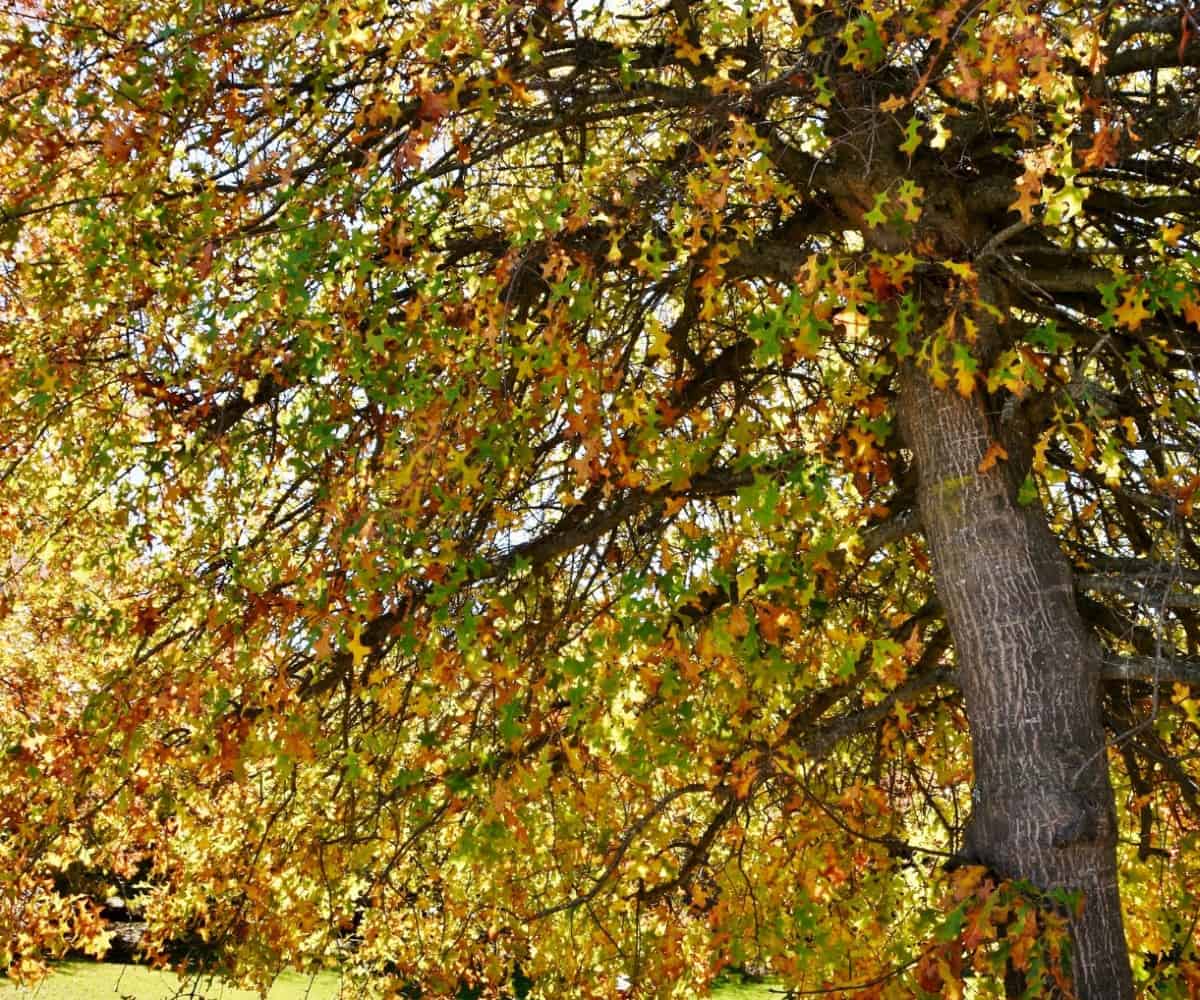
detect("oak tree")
[2,0,1200,996]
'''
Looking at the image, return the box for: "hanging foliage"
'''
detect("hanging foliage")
[1,1,1199,996]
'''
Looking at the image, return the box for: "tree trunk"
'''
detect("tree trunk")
[897,338,1133,999]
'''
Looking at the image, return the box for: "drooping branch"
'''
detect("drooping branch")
[524,782,712,920]
[801,654,954,763]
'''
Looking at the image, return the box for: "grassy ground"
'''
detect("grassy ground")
[0,962,342,1000]
[0,963,778,999]
[708,975,777,999]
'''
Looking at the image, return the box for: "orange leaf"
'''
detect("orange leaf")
[195,241,215,280]
[1113,284,1151,330]
[1182,295,1200,329]
[1080,123,1120,170]
[1009,171,1042,223]
[978,441,1008,473]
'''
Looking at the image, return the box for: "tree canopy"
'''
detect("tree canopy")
[1,0,1199,996]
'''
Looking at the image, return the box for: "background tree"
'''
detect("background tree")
[2,0,1200,996]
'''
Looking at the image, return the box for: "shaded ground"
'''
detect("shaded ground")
[0,963,777,999]
[0,963,341,999]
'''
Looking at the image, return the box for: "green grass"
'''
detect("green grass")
[0,963,778,999]
[709,974,777,999]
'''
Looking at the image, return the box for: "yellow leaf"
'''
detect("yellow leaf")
[952,343,978,398]
[1033,431,1052,472]
[673,36,708,66]
[928,354,949,391]
[347,622,371,667]
[646,318,671,360]
[561,739,583,774]
[942,261,976,282]
[834,308,868,337]
[929,112,951,149]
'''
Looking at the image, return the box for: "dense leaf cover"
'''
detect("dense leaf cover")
[1,0,1199,995]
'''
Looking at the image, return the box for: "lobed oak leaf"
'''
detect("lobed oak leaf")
[673,36,707,66]
[417,89,452,122]
[952,346,978,398]
[100,121,136,164]
[1010,171,1042,223]
[1182,295,1200,329]
[1161,222,1185,246]
[1113,284,1151,330]
[133,603,162,638]
[663,495,687,517]
[1081,122,1120,170]
[916,952,944,993]
[347,622,372,666]
[867,263,899,301]
[720,605,748,633]
[900,116,922,156]
[731,763,756,799]
[977,441,1008,473]
[195,241,215,279]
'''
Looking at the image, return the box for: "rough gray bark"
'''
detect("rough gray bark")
[897,325,1133,999]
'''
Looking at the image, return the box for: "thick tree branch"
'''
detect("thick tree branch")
[1102,655,1200,687]
[1080,575,1200,610]
[1105,37,1200,76]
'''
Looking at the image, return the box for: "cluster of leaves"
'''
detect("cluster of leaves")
[0,0,1199,996]
[910,868,1076,1000]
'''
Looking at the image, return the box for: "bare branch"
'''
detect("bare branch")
[1080,575,1200,610]
[859,508,922,559]
[1102,655,1200,687]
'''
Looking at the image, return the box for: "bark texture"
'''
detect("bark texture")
[898,333,1133,999]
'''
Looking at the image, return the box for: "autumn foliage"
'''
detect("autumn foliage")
[1,0,1199,997]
